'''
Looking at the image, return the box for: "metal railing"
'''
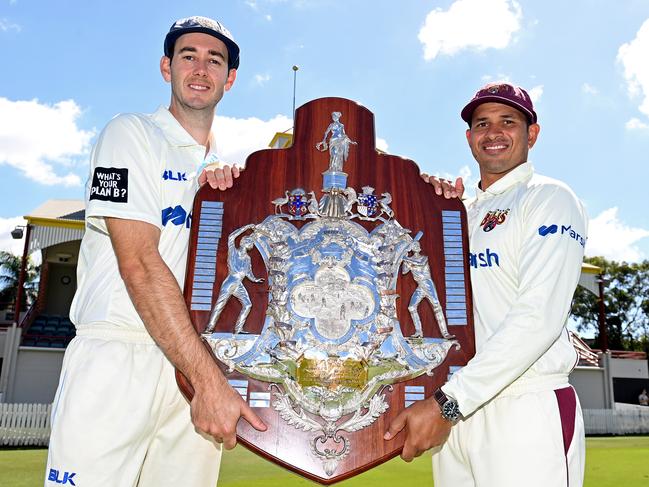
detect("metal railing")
[568,331,600,366]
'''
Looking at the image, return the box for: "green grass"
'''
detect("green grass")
[1,436,648,486]
[584,437,649,487]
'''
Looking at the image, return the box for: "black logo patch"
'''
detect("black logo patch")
[89,167,128,203]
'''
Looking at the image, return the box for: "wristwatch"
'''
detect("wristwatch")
[433,388,462,423]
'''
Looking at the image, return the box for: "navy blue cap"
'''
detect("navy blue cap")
[164,16,240,70]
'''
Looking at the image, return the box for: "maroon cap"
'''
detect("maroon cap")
[461,83,537,125]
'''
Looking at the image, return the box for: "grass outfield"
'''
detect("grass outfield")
[1,436,648,486]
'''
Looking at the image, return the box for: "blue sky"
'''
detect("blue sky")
[1,0,648,260]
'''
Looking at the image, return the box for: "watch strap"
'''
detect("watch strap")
[433,387,461,423]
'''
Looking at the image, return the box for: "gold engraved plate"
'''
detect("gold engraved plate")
[297,357,368,389]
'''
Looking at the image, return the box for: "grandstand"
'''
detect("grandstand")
[0,200,83,403]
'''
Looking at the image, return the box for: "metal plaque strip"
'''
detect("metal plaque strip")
[191,201,224,311]
[442,210,467,325]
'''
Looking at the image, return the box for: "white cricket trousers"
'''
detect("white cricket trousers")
[45,326,222,487]
[432,385,585,487]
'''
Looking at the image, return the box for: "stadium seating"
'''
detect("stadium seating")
[32,317,46,327]
[22,314,76,348]
[29,323,45,334]
[46,316,61,327]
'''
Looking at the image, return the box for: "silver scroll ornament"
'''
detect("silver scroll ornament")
[203,111,459,477]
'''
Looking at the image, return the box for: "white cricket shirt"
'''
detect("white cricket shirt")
[70,106,216,330]
[443,163,588,416]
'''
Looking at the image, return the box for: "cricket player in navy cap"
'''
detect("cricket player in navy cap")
[46,16,266,487]
[387,83,588,487]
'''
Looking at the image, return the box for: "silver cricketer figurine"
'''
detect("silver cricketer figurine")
[204,224,264,334]
[401,241,454,339]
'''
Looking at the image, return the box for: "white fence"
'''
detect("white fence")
[1,404,648,447]
[583,408,649,435]
[0,403,51,446]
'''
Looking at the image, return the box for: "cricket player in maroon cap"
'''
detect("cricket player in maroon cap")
[386,82,588,487]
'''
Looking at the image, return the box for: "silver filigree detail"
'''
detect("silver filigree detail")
[201,109,465,477]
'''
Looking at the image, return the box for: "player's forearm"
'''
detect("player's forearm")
[121,253,223,387]
[107,217,224,389]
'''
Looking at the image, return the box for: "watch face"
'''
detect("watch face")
[442,400,460,421]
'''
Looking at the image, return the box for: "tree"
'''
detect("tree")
[571,256,649,353]
[0,251,40,312]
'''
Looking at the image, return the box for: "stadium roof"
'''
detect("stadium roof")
[26,200,84,222]
[24,200,85,252]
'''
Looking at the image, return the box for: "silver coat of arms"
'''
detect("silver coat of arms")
[203,111,459,476]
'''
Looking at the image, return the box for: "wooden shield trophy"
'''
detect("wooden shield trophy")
[178,97,474,484]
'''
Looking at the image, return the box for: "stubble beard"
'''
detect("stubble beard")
[171,86,221,126]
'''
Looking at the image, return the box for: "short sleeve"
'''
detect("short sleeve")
[84,114,162,233]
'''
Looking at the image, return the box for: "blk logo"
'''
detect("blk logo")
[162,170,187,181]
[538,224,558,236]
[48,469,76,485]
[161,205,192,228]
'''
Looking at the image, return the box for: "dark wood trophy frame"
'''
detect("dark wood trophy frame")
[177,97,474,484]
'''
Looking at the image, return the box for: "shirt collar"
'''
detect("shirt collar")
[475,162,534,199]
[151,105,215,151]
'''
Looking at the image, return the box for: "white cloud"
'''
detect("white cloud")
[528,84,543,104]
[582,83,598,95]
[0,98,94,186]
[585,207,649,262]
[376,137,389,152]
[427,165,479,200]
[265,14,272,21]
[456,165,479,195]
[254,73,271,86]
[481,73,511,83]
[211,114,293,167]
[625,117,649,130]
[418,0,522,61]
[0,216,28,255]
[0,18,21,32]
[618,18,649,119]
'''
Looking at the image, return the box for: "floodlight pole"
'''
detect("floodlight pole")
[292,65,299,126]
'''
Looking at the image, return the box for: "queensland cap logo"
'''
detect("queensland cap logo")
[480,209,510,232]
